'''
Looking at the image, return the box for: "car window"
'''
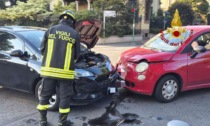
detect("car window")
[201,33,210,50]
[0,31,23,54]
[192,32,210,50]
[142,30,191,52]
[17,30,45,50]
[182,32,210,54]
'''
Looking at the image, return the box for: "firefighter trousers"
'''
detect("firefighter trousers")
[37,78,74,113]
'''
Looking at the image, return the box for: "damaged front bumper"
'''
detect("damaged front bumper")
[70,71,120,105]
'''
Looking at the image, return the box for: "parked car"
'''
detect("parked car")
[0,19,119,110]
[117,25,210,103]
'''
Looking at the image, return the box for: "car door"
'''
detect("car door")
[187,32,210,87]
[0,31,36,91]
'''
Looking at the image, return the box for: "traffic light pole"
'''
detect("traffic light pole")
[133,9,136,43]
[103,13,106,44]
[132,0,136,43]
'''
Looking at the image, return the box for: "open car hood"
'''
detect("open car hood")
[75,19,102,49]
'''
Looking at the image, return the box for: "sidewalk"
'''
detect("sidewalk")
[96,41,141,47]
[96,33,155,45]
[97,35,143,45]
[93,42,140,65]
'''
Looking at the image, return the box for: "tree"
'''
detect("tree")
[50,0,76,25]
[0,0,6,9]
[63,0,75,5]
[0,0,51,26]
[178,0,209,14]
[0,0,76,26]
[52,0,75,14]
[0,0,27,9]
[168,2,194,26]
[8,0,17,6]
[92,0,133,37]
[0,0,16,9]
[0,0,51,21]
[19,0,27,2]
[150,8,165,34]
[178,0,209,24]
[0,34,14,51]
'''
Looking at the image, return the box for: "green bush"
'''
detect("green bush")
[93,0,134,37]
[0,0,134,37]
[150,15,163,29]
[150,28,161,34]
[75,10,97,20]
[0,0,52,27]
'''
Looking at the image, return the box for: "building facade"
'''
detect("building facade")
[160,0,177,11]
[151,0,177,15]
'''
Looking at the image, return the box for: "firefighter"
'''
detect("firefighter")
[37,10,80,126]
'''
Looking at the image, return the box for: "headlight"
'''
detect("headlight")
[75,69,94,77]
[135,62,149,72]
[106,62,113,72]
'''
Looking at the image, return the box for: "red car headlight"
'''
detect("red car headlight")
[135,62,149,72]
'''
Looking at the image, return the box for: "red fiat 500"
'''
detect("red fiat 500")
[117,25,210,103]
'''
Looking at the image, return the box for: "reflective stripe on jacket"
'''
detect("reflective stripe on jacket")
[40,21,80,80]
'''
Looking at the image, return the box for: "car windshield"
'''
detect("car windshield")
[142,29,192,52]
[18,30,45,50]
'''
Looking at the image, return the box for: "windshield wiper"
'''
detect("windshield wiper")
[150,47,164,52]
[141,46,165,52]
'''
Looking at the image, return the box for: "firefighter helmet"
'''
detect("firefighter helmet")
[59,10,76,21]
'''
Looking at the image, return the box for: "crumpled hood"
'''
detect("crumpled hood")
[121,47,175,62]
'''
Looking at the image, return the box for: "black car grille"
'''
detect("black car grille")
[95,74,109,82]
[125,81,135,88]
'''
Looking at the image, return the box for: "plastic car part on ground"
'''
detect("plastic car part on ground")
[88,93,141,126]
[167,120,189,126]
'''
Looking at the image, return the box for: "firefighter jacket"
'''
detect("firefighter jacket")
[40,20,80,80]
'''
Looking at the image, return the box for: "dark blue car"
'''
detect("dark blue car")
[0,20,119,110]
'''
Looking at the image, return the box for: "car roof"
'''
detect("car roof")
[183,25,210,32]
[0,26,47,32]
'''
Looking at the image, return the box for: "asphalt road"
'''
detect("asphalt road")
[0,42,210,126]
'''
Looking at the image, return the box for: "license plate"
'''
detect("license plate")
[115,80,125,87]
[108,87,117,94]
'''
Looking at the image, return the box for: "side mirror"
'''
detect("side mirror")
[10,50,24,57]
[23,51,30,58]
[190,51,198,58]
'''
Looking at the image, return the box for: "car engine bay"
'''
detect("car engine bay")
[75,51,106,69]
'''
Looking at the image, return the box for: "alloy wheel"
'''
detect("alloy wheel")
[162,80,178,100]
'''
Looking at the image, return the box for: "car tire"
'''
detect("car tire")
[154,75,180,103]
[35,80,59,111]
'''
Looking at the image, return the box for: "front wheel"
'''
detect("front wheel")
[35,80,59,111]
[154,75,180,103]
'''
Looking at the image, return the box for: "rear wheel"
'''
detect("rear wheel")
[154,75,180,103]
[35,80,59,111]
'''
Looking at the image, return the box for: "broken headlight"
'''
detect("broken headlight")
[75,69,94,77]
